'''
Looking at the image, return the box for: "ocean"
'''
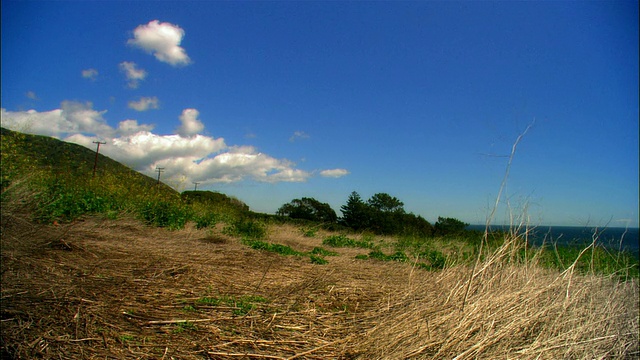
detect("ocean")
[466,224,639,257]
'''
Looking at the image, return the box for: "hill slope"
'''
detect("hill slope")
[1,127,176,195]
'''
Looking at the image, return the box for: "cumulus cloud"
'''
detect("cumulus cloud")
[117,119,155,136]
[119,61,147,88]
[82,68,98,81]
[0,105,333,185]
[1,101,111,137]
[127,20,191,66]
[289,130,310,142]
[176,108,204,137]
[320,169,350,178]
[128,96,160,111]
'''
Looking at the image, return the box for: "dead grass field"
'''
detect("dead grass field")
[1,213,638,359]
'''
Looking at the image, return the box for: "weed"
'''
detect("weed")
[322,234,374,249]
[139,200,191,230]
[419,249,447,270]
[118,334,135,342]
[182,305,196,312]
[195,295,269,316]
[242,239,302,256]
[368,250,408,263]
[301,227,317,237]
[355,254,369,260]
[173,321,196,333]
[309,254,329,265]
[223,218,267,240]
[310,247,338,257]
[194,212,218,229]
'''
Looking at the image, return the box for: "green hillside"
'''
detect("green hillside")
[1,127,257,230]
[1,127,174,194]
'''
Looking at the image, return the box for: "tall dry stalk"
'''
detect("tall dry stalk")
[461,121,534,312]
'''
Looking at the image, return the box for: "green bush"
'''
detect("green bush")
[194,212,218,229]
[322,234,374,249]
[368,250,408,262]
[242,238,301,256]
[418,249,447,270]
[310,247,338,257]
[223,217,267,240]
[309,254,329,265]
[33,179,121,223]
[301,227,317,237]
[139,200,191,230]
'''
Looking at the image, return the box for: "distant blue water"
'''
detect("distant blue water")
[467,225,639,257]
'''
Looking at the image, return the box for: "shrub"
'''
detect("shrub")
[322,234,374,249]
[194,212,218,229]
[242,238,301,256]
[309,254,329,265]
[223,217,267,240]
[418,249,447,270]
[310,247,338,257]
[139,200,191,230]
[368,250,408,262]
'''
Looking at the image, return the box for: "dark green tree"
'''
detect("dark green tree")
[340,191,371,230]
[365,193,405,234]
[367,193,405,214]
[434,216,469,236]
[277,197,337,223]
[401,213,434,237]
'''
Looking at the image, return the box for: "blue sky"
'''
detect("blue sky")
[2,1,638,227]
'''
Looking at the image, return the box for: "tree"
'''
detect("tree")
[340,191,370,230]
[434,216,469,236]
[277,197,337,223]
[365,193,405,234]
[367,193,405,213]
[401,213,434,237]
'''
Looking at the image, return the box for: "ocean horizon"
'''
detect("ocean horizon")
[466,224,639,256]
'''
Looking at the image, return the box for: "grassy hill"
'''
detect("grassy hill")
[1,127,250,228]
[1,127,175,194]
[1,128,638,358]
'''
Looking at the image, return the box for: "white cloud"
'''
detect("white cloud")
[128,96,160,111]
[119,61,147,88]
[25,91,38,100]
[117,119,155,136]
[289,130,310,142]
[0,105,323,185]
[320,168,350,178]
[176,108,204,137]
[82,68,98,81]
[1,101,111,137]
[127,20,191,66]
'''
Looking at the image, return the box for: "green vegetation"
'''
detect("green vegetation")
[277,197,337,223]
[1,127,637,279]
[310,247,339,257]
[195,295,269,316]
[322,234,375,249]
[172,321,197,333]
[242,238,301,256]
[223,218,267,240]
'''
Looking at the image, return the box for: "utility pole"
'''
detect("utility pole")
[92,141,106,177]
[193,182,200,191]
[155,167,165,185]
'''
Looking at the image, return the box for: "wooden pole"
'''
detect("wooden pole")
[92,141,106,177]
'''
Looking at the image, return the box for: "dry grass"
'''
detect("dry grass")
[1,212,638,359]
